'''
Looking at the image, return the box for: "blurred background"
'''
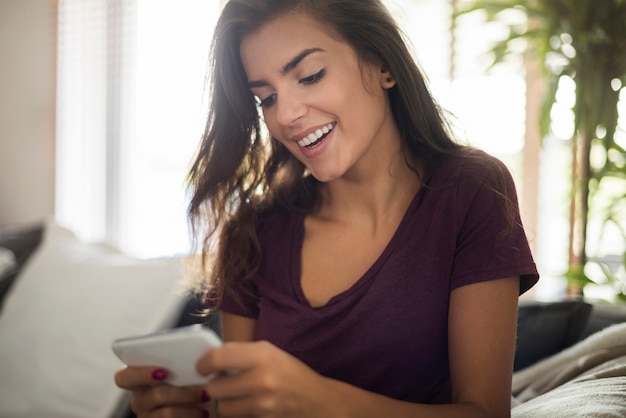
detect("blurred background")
[0,0,624,302]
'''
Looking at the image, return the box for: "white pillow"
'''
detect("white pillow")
[0,221,189,418]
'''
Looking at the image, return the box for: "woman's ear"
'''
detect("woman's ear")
[381,69,396,89]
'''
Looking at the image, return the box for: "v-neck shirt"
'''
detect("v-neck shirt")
[218,150,539,404]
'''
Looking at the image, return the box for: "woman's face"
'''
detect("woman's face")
[240,12,400,183]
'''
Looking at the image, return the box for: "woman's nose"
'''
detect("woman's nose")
[275,92,307,126]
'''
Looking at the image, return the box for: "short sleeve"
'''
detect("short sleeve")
[217,280,260,318]
[214,206,295,318]
[451,157,539,295]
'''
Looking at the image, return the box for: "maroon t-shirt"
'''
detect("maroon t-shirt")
[219,150,539,404]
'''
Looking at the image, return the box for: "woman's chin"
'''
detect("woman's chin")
[308,168,342,183]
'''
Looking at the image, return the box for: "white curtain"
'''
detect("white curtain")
[56,0,219,257]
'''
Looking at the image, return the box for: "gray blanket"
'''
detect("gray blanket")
[511,322,626,417]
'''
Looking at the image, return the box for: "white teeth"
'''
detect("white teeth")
[297,122,336,148]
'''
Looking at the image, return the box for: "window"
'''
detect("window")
[56,0,219,257]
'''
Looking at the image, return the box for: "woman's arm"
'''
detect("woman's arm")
[200,276,520,418]
[220,311,257,342]
[447,276,520,416]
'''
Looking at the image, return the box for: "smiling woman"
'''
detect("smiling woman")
[114,1,538,417]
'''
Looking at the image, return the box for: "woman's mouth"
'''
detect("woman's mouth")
[297,122,336,149]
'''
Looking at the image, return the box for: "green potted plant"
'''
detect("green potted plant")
[455,0,626,299]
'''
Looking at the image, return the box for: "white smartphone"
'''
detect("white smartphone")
[112,324,223,386]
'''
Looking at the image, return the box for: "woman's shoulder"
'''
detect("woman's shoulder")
[430,147,514,189]
[435,147,508,173]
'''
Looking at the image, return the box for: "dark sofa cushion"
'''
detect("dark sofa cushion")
[173,293,222,335]
[582,302,626,338]
[0,223,44,309]
[514,300,592,371]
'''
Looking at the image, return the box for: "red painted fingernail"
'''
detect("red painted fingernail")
[202,409,210,418]
[151,368,168,381]
[201,390,211,403]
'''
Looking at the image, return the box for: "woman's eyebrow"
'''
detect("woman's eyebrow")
[247,47,325,89]
[282,47,324,74]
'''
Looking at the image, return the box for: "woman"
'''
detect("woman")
[115,0,539,417]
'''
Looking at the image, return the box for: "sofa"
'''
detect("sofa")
[1,221,625,417]
[0,221,218,418]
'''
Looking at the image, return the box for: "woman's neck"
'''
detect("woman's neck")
[314,149,422,232]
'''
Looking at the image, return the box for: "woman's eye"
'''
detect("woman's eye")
[253,69,325,108]
[257,94,277,108]
[300,69,326,85]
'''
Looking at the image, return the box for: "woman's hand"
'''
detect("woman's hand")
[198,341,336,418]
[114,366,211,417]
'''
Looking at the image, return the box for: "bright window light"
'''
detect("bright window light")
[117,1,216,257]
[56,0,218,258]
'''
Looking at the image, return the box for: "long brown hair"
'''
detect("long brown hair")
[187,0,507,305]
